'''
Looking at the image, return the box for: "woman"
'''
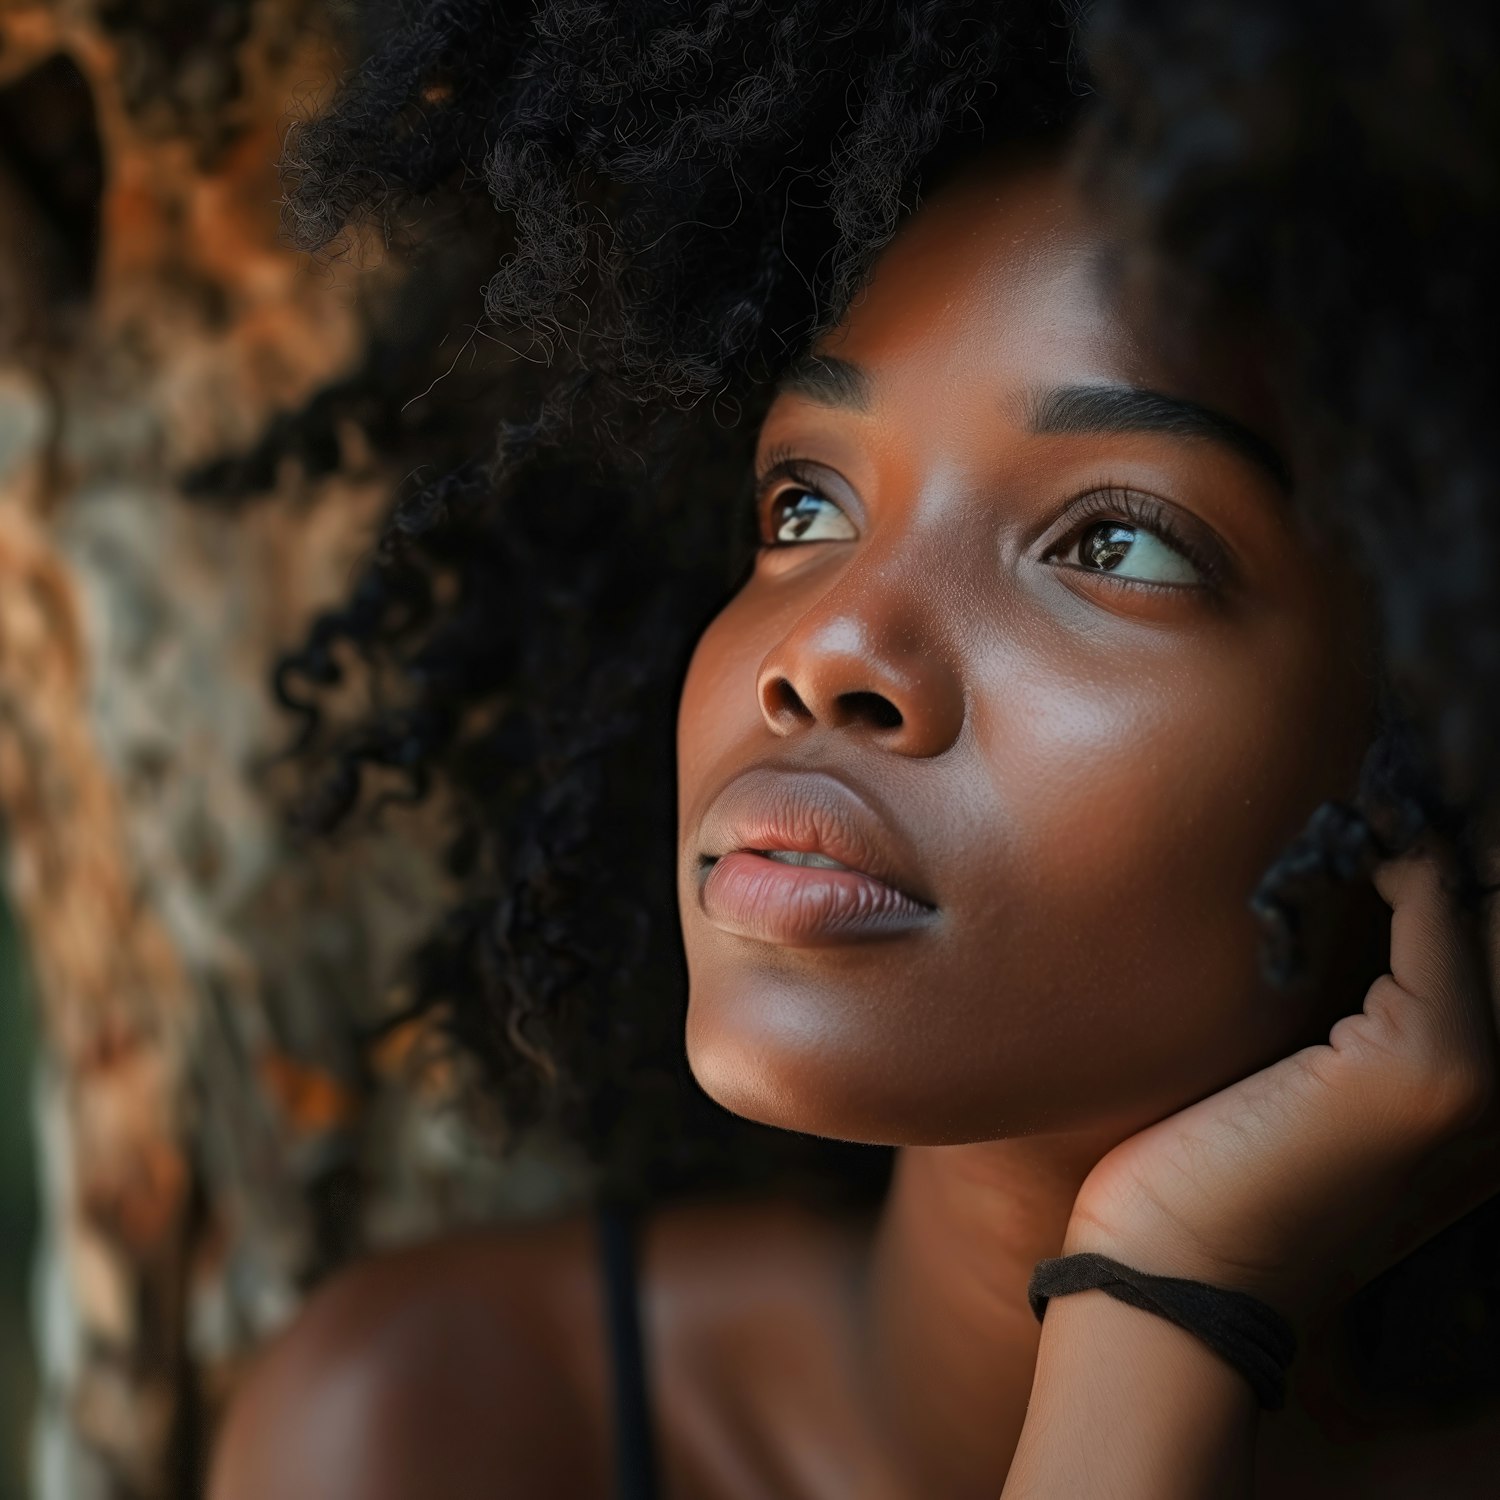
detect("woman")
[211,1,1500,1495]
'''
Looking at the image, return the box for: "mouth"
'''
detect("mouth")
[750,848,857,870]
[694,767,937,947]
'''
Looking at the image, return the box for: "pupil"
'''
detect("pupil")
[1081,522,1134,570]
[781,493,819,539]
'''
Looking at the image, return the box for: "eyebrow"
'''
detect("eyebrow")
[776,352,873,413]
[775,355,1292,492]
[1026,384,1292,492]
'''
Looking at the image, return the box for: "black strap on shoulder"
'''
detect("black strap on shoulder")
[597,1201,662,1500]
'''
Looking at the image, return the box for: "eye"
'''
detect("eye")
[1059,520,1202,585]
[765,486,858,545]
[1043,488,1227,591]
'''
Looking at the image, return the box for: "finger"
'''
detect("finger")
[1372,851,1475,1003]
[1367,851,1491,1070]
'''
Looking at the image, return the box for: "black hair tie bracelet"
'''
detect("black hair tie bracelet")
[1028,1252,1299,1412]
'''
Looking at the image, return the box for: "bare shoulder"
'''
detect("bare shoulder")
[208,1193,876,1500]
[208,1216,614,1500]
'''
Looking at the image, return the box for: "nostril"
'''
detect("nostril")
[763,677,812,722]
[839,691,902,730]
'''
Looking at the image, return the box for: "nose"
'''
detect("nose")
[755,597,965,758]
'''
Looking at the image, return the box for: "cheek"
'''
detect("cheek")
[948,615,1372,1124]
[975,639,1315,942]
[676,597,766,817]
[1009,609,1369,920]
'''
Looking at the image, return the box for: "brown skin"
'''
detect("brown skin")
[209,148,1500,1499]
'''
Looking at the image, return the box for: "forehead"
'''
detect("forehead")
[820,154,1142,397]
[804,150,1271,443]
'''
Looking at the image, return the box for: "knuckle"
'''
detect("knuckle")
[1326,975,1495,1139]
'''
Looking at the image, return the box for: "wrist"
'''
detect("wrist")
[1004,1284,1260,1500]
[1061,1208,1310,1332]
[1032,1246,1299,1413]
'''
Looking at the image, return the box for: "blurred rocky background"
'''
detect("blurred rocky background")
[1,898,36,1500]
[0,3,571,1495]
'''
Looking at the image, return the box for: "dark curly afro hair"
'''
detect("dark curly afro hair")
[198,0,1500,1412]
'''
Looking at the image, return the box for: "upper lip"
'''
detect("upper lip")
[698,765,935,907]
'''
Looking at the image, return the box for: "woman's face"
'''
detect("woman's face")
[675,147,1381,1147]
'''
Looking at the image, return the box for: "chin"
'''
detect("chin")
[683,982,1053,1148]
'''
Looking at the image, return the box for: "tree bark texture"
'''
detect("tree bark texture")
[0,4,568,1495]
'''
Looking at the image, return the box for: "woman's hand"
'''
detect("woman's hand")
[1064,847,1500,1329]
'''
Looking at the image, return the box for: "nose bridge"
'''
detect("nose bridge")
[755,539,966,757]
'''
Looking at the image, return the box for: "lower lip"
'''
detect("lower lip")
[699,850,935,946]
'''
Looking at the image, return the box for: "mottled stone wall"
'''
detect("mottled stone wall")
[0,5,577,1494]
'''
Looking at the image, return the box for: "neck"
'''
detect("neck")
[861,1131,1124,1497]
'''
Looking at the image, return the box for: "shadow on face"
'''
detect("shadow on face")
[675,140,1386,1148]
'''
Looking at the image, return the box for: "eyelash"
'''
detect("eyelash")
[1047,486,1228,591]
[753,450,837,544]
[752,455,1229,593]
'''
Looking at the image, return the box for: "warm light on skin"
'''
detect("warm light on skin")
[676,146,1386,1148]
